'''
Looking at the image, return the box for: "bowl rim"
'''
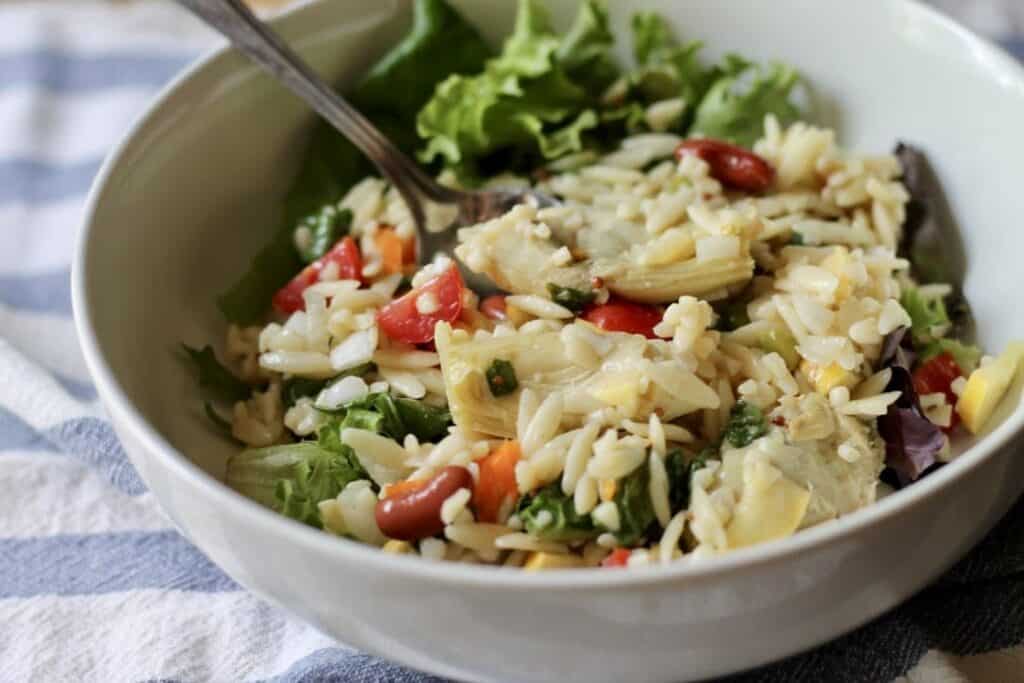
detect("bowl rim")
[73,0,1024,590]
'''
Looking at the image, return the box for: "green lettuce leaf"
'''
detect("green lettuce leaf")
[901,286,950,347]
[628,12,709,107]
[555,0,619,92]
[417,0,610,178]
[182,344,250,403]
[690,59,801,147]
[226,440,368,528]
[217,0,490,323]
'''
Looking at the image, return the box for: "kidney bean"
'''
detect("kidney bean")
[675,139,775,193]
[375,466,474,541]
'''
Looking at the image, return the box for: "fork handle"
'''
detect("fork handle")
[175,0,460,219]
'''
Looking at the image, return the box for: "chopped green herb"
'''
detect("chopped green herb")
[546,282,595,314]
[296,206,353,263]
[723,400,767,448]
[788,231,805,245]
[486,359,519,397]
[182,344,250,403]
[516,483,597,541]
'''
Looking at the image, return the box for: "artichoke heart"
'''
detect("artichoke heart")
[721,413,885,530]
[435,322,719,438]
[455,205,755,303]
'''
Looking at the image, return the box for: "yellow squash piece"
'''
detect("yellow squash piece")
[382,540,413,555]
[956,342,1024,434]
[803,360,859,396]
[524,552,585,571]
[725,459,811,549]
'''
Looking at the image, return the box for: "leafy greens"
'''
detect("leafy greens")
[516,482,597,541]
[217,0,491,323]
[226,438,369,528]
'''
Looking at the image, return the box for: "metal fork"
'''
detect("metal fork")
[177,0,557,294]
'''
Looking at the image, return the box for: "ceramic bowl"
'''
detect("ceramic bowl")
[73,1,1024,680]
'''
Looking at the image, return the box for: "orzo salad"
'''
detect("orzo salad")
[186,0,1024,570]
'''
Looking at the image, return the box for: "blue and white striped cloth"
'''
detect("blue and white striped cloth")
[2,2,1024,681]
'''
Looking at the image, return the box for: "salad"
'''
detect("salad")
[186,0,1024,570]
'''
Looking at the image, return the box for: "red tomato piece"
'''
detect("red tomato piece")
[480,295,508,321]
[913,352,964,432]
[581,298,663,339]
[376,265,465,344]
[601,548,631,568]
[913,353,963,404]
[272,236,363,314]
[675,139,775,192]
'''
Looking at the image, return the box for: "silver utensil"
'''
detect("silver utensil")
[177,0,557,294]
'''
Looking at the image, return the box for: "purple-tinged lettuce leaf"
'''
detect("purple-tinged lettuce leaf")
[876,326,945,485]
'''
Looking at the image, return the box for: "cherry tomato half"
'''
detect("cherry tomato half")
[376,265,464,344]
[913,352,963,432]
[581,298,663,339]
[273,236,362,314]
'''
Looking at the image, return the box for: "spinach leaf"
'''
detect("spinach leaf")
[723,400,767,448]
[296,206,353,263]
[330,392,453,443]
[610,463,656,545]
[516,482,598,542]
[394,398,453,442]
[182,344,250,403]
[664,447,711,513]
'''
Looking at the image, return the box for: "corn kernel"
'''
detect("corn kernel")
[803,360,858,395]
[524,552,585,571]
[382,540,413,555]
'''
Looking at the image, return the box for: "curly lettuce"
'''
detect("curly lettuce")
[417,0,612,179]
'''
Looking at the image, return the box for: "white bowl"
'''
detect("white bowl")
[73,1,1024,681]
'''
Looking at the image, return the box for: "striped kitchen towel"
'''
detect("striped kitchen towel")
[1,1,1023,681]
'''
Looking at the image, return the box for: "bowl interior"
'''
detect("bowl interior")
[80,0,1024,534]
